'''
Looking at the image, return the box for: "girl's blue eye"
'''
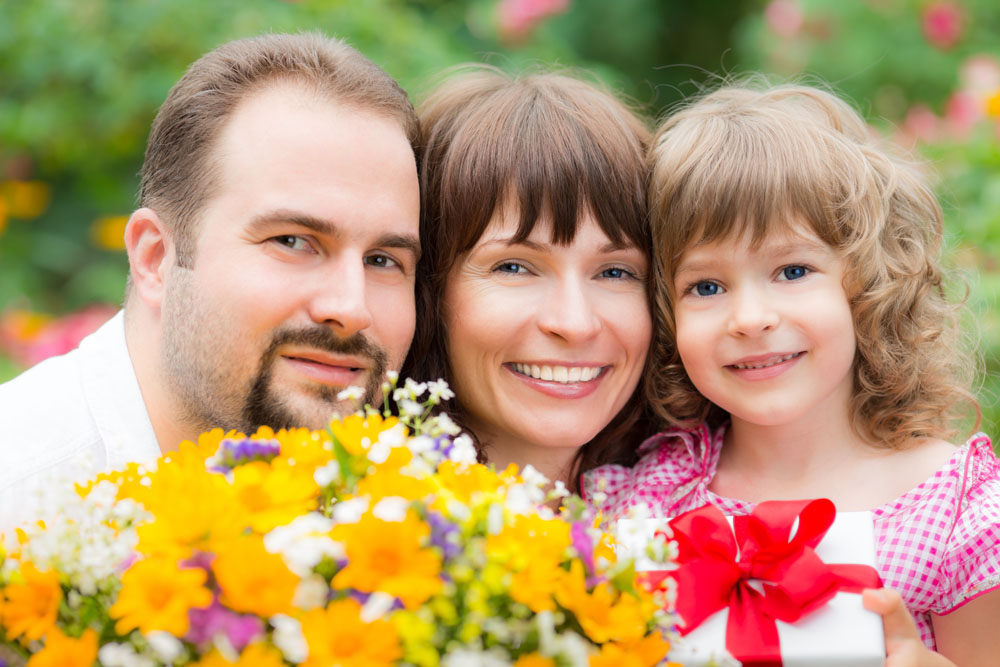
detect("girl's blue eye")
[694,282,719,296]
[781,265,809,281]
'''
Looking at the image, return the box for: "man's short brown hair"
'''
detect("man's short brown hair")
[139,31,418,266]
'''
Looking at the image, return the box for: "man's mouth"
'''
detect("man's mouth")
[509,363,606,384]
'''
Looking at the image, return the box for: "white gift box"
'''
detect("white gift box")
[617,511,885,667]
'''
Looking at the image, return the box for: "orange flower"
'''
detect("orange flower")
[26,627,97,667]
[300,599,401,667]
[588,635,675,667]
[109,558,212,636]
[191,643,286,667]
[230,459,319,533]
[514,654,556,667]
[1,562,61,641]
[90,215,129,250]
[212,536,298,616]
[555,561,652,645]
[2,180,51,219]
[332,511,441,609]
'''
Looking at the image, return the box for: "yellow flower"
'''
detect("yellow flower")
[433,460,507,505]
[2,180,51,219]
[231,459,319,533]
[515,655,556,667]
[26,627,97,667]
[300,599,401,667]
[109,557,212,636]
[986,89,1000,118]
[328,414,404,456]
[212,536,298,617]
[191,643,285,667]
[90,214,129,250]
[332,511,442,609]
[355,465,435,502]
[130,455,247,558]
[271,427,334,469]
[555,561,652,645]
[1,562,61,641]
[489,514,571,570]
[588,635,674,667]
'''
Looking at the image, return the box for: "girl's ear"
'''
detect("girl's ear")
[124,207,176,311]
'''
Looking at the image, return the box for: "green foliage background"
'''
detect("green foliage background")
[1,0,997,436]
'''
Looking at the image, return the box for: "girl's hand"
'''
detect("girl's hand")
[862,588,956,667]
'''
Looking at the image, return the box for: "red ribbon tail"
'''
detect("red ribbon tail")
[726,584,784,667]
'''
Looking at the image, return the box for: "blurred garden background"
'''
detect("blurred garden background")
[1,0,997,436]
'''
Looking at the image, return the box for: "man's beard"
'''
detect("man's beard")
[161,270,387,436]
[241,326,387,432]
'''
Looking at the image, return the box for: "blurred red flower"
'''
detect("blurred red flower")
[0,304,117,368]
[497,0,570,41]
[922,2,963,50]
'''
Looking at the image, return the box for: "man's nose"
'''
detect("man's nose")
[536,276,601,343]
[307,254,374,337]
[727,286,779,337]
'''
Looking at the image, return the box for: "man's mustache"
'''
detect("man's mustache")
[264,326,388,369]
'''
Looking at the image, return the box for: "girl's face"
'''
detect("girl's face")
[671,224,857,431]
[443,208,651,479]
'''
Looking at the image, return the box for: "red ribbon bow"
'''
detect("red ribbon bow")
[642,499,882,667]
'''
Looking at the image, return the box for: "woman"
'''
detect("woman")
[403,66,656,490]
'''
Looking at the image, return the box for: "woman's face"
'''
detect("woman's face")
[443,208,651,479]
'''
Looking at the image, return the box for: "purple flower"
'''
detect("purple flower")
[426,510,462,560]
[210,438,281,472]
[186,600,264,651]
[571,521,596,574]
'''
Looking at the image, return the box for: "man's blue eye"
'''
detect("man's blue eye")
[694,282,719,296]
[782,266,808,280]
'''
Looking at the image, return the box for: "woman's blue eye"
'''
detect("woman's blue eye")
[694,282,719,296]
[601,267,633,279]
[781,265,808,281]
[496,262,525,274]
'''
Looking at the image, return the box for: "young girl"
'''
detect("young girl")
[584,83,1000,665]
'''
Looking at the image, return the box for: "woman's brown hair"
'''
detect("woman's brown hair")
[646,81,980,446]
[402,65,657,488]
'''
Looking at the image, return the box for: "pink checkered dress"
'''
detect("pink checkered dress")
[582,424,1000,649]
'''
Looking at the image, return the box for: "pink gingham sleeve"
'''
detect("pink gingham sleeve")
[933,434,1000,613]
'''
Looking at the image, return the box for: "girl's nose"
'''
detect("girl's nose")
[727,287,779,337]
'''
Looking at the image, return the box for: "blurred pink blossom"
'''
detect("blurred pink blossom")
[944,91,981,138]
[0,304,116,368]
[497,0,570,41]
[959,55,1000,95]
[922,2,963,50]
[765,0,804,38]
[899,104,941,144]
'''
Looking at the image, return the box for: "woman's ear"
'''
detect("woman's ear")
[124,207,175,311]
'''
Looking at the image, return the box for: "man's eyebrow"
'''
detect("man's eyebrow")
[248,210,421,261]
[376,233,421,261]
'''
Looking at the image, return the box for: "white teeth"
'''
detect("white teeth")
[732,353,800,370]
[512,363,604,384]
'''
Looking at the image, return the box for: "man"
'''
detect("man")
[0,33,420,528]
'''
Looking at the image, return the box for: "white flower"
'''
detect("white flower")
[427,379,455,402]
[313,460,341,487]
[441,647,512,667]
[146,631,184,663]
[386,370,399,383]
[372,496,410,522]
[98,643,156,667]
[550,480,571,499]
[367,440,392,464]
[264,513,343,577]
[404,378,427,398]
[487,503,505,535]
[360,591,397,622]
[520,464,550,489]
[449,434,478,464]
[434,412,462,436]
[332,497,368,524]
[293,574,330,610]
[336,385,365,402]
[376,422,408,448]
[399,399,423,417]
[271,614,309,664]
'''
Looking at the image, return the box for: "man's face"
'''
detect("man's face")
[160,83,420,434]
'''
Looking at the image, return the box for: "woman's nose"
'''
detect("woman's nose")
[726,286,779,337]
[536,277,602,343]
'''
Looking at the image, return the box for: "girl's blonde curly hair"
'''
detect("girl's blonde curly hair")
[647,81,980,447]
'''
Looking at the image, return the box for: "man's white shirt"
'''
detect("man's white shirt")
[0,311,160,531]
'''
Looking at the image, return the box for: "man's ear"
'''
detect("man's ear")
[125,207,175,311]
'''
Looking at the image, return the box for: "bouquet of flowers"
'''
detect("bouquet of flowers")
[0,376,676,667]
